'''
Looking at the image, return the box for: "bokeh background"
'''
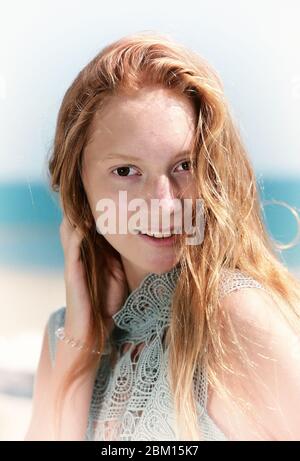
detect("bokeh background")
[0,0,299,440]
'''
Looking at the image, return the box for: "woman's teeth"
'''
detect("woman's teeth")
[142,232,174,238]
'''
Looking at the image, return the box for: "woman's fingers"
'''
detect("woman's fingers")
[60,214,84,267]
[59,213,92,338]
[59,212,128,339]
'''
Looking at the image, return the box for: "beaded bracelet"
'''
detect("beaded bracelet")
[55,326,111,355]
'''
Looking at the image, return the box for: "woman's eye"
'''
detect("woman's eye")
[111,160,193,178]
[112,166,140,177]
[175,160,192,172]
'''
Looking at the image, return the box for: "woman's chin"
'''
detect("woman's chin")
[141,254,181,275]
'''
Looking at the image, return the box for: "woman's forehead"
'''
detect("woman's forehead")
[84,90,196,157]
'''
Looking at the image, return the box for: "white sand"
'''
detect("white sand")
[0,265,65,440]
[0,393,32,441]
[0,265,65,338]
[0,265,66,372]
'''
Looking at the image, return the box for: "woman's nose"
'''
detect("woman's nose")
[145,175,178,221]
[146,175,174,200]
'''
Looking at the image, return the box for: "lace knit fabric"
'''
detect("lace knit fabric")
[47,266,267,441]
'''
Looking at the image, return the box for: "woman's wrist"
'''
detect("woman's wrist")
[55,326,112,355]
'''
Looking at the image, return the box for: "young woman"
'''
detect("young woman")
[25,31,300,441]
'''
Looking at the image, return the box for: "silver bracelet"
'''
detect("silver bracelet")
[55,326,111,355]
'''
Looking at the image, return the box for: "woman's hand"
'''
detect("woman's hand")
[60,213,128,343]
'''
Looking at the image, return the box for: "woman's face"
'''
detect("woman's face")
[81,85,197,290]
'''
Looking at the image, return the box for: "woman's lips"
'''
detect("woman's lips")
[138,233,177,247]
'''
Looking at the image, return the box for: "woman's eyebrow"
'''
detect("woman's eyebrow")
[103,150,191,162]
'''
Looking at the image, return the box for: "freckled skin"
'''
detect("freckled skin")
[81,85,197,291]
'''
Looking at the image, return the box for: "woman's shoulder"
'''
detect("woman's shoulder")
[209,268,300,440]
[48,305,66,323]
[47,306,66,367]
[218,267,269,299]
[47,306,66,335]
[218,268,278,329]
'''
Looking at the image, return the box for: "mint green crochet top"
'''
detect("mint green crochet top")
[47,265,266,441]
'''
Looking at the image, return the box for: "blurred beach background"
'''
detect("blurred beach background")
[0,0,299,441]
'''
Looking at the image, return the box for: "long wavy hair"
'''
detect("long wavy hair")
[47,31,300,440]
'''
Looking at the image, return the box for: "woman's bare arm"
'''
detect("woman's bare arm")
[24,214,128,440]
[24,325,99,441]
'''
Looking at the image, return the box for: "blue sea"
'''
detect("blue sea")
[0,178,299,271]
